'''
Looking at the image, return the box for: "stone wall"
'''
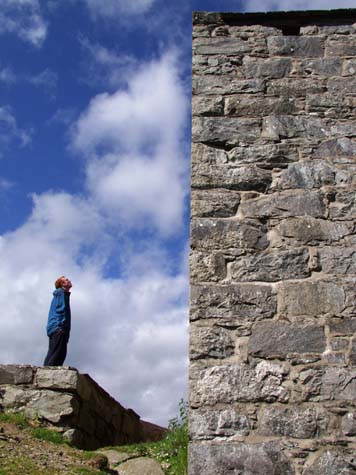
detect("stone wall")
[0,365,143,450]
[190,9,356,475]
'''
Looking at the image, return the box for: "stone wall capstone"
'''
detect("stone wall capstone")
[0,365,143,450]
[190,9,356,475]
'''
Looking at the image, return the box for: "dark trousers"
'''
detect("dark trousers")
[44,329,69,366]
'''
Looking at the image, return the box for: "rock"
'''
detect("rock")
[303,449,356,475]
[192,116,261,145]
[193,36,267,56]
[190,324,235,360]
[258,405,327,438]
[318,247,356,275]
[224,95,300,116]
[190,250,227,282]
[276,160,335,189]
[190,408,250,439]
[267,78,325,97]
[189,442,295,475]
[192,95,224,116]
[299,367,356,402]
[96,449,135,466]
[117,457,164,475]
[249,322,326,359]
[0,365,34,385]
[193,75,265,95]
[243,56,292,78]
[268,36,324,57]
[191,189,240,218]
[328,77,356,94]
[341,413,356,436]
[329,191,356,220]
[190,362,289,407]
[35,367,79,390]
[326,37,356,57]
[261,115,328,140]
[293,58,342,77]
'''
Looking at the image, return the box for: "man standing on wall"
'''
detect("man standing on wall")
[44,276,72,366]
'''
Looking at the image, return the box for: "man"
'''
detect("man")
[43,276,72,366]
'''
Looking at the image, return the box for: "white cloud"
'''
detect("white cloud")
[83,0,156,17]
[28,68,58,98]
[72,51,190,234]
[244,0,356,11]
[0,66,16,85]
[0,0,47,47]
[0,106,32,154]
[0,191,188,425]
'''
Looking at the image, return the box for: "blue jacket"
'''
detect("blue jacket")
[46,288,71,337]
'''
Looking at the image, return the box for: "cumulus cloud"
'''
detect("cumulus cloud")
[0,191,188,425]
[72,51,190,234]
[244,0,356,11]
[83,0,156,18]
[0,0,47,47]
[0,106,32,154]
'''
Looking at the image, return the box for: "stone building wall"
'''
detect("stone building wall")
[189,10,356,475]
[0,365,143,450]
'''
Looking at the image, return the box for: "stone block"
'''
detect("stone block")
[243,56,292,78]
[278,280,344,317]
[230,248,310,282]
[116,457,164,475]
[301,24,355,35]
[0,365,34,385]
[25,390,79,423]
[190,250,227,282]
[328,77,356,94]
[189,408,250,439]
[239,191,327,219]
[0,385,36,410]
[190,218,269,251]
[329,317,356,336]
[311,137,356,162]
[190,362,289,407]
[192,117,261,145]
[35,367,79,390]
[261,115,328,140]
[268,36,324,57]
[341,413,356,436]
[306,94,356,119]
[248,322,326,359]
[190,284,277,327]
[191,162,272,191]
[190,324,235,360]
[193,55,243,76]
[342,59,356,76]
[192,95,224,116]
[224,95,301,116]
[267,78,326,97]
[326,37,356,57]
[300,367,356,402]
[193,36,267,56]
[258,405,328,438]
[303,449,356,475]
[189,442,294,475]
[191,189,240,218]
[193,75,265,95]
[293,58,342,77]
[273,217,353,245]
[275,160,335,189]
[329,191,356,220]
[319,247,356,275]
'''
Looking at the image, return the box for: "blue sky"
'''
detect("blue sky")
[0,0,355,426]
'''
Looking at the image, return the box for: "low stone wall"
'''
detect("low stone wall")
[0,365,143,450]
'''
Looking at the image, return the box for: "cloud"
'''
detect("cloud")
[28,68,58,98]
[83,0,156,17]
[0,0,47,47]
[0,191,188,425]
[0,66,16,85]
[72,51,190,234]
[0,106,32,154]
[244,0,356,11]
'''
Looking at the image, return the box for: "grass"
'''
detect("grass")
[31,427,67,445]
[0,412,29,429]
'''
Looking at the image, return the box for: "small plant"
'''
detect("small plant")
[0,412,29,429]
[31,427,67,445]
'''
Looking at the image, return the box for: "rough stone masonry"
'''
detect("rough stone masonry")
[190,9,356,475]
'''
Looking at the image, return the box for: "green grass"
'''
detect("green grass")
[31,427,67,445]
[0,412,29,429]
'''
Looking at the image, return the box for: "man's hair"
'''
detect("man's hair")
[55,276,66,289]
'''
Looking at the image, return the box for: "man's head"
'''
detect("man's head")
[55,276,72,291]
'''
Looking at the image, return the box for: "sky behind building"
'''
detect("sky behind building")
[0,0,354,425]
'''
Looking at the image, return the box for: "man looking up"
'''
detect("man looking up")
[44,276,72,366]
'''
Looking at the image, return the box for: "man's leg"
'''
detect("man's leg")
[43,329,68,366]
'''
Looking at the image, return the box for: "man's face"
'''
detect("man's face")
[61,277,72,291]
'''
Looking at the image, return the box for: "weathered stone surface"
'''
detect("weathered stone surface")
[239,191,327,219]
[189,442,295,475]
[301,24,355,35]
[258,405,327,438]
[190,218,268,251]
[300,367,356,402]
[306,93,356,118]
[190,362,289,406]
[319,247,356,275]
[268,36,324,57]
[328,77,356,94]
[35,367,79,390]
[342,58,356,76]
[275,160,335,189]
[190,324,235,360]
[190,408,250,439]
[193,75,265,95]
[326,37,356,57]
[192,95,224,116]
[341,413,356,436]
[267,78,326,97]
[193,54,242,75]
[0,365,34,385]
[262,115,328,140]
[249,322,326,358]
[191,189,240,218]
[273,217,353,245]
[225,95,301,116]
[190,250,227,282]
[25,391,79,423]
[230,248,310,282]
[243,56,292,78]
[278,280,344,317]
[293,58,342,77]
[117,457,164,475]
[193,36,267,56]
[329,317,356,335]
[311,137,356,162]
[303,449,356,475]
[190,284,276,326]
[192,117,261,145]
[349,340,356,366]
[191,162,272,191]
[329,191,356,220]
